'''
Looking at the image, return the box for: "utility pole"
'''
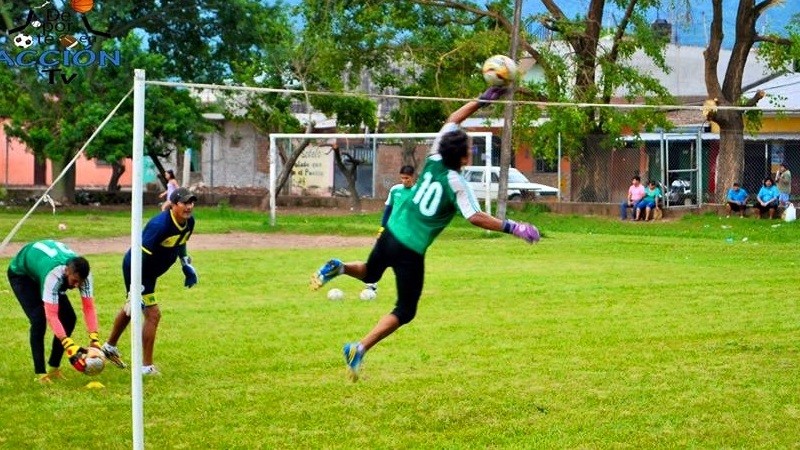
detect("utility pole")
[497,0,523,219]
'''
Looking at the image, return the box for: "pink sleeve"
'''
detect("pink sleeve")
[44,303,68,340]
[81,297,99,333]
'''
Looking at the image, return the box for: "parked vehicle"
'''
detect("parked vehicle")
[461,166,559,201]
[666,179,695,205]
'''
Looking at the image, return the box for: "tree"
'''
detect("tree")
[224,0,378,211]
[0,0,291,202]
[704,0,800,201]
[322,0,678,204]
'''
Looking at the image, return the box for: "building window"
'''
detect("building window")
[535,158,557,173]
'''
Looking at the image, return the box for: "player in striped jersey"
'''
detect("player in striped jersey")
[310,86,540,381]
[7,240,103,383]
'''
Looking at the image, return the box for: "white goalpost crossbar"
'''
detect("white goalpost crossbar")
[268,131,495,226]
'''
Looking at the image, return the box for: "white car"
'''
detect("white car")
[461,165,559,201]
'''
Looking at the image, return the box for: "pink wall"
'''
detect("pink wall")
[0,122,132,188]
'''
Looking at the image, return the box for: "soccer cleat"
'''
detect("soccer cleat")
[35,373,53,385]
[47,368,67,380]
[343,342,364,381]
[310,259,343,290]
[101,343,127,369]
[142,365,160,376]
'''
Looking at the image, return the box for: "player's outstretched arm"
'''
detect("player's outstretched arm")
[468,212,540,244]
[446,86,508,125]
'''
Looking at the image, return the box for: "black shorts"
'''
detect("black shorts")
[364,230,425,324]
[122,250,174,296]
[728,202,746,212]
[755,202,778,213]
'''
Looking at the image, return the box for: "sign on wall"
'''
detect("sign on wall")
[291,145,334,196]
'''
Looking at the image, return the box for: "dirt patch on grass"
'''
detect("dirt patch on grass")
[2,233,374,257]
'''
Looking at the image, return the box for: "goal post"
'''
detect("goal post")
[268,131,495,226]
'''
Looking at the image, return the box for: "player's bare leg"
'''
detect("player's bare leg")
[102,306,130,368]
[142,304,161,368]
[361,314,400,351]
[343,262,367,280]
[343,313,400,381]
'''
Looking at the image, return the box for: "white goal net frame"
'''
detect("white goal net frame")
[268,131,495,226]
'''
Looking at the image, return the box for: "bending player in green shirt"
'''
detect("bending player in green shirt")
[7,240,106,383]
[310,86,540,381]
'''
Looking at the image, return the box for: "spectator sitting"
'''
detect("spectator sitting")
[755,177,780,219]
[725,182,749,218]
[620,175,645,220]
[634,180,663,221]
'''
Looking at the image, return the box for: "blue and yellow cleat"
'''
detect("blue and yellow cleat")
[343,342,364,382]
[310,259,343,290]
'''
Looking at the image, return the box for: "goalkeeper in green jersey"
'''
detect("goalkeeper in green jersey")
[311,86,540,381]
[7,240,105,383]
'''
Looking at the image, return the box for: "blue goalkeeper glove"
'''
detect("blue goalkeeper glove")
[181,256,198,288]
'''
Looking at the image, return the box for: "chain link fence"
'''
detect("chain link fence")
[561,130,800,208]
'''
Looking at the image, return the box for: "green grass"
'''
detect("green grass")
[0,208,798,448]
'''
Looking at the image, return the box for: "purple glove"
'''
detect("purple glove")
[477,86,509,108]
[503,219,540,243]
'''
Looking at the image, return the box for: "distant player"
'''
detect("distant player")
[102,187,199,375]
[7,240,105,383]
[363,165,416,296]
[310,86,540,381]
[159,169,180,211]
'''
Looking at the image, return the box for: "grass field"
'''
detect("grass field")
[0,206,798,448]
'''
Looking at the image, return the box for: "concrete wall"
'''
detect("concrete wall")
[201,121,269,188]
[0,122,133,188]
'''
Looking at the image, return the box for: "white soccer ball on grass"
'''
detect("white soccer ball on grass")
[327,288,344,301]
[359,288,377,301]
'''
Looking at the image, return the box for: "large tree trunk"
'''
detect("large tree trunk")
[333,147,362,213]
[108,160,125,192]
[148,153,170,188]
[572,134,612,202]
[713,111,745,203]
[401,141,418,169]
[49,158,75,205]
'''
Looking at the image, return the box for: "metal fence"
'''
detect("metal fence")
[562,130,800,208]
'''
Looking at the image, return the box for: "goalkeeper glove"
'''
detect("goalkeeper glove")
[181,256,198,288]
[502,219,540,244]
[89,332,101,350]
[61,337,87,373]
[477,86,509,108]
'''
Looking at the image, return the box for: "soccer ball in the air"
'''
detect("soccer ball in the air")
[84,347,106,376]
[327,288,344,301]
[482,55,518,86]
[13,34,33,49]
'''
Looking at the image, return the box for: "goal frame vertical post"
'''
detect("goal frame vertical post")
[131,69,146,450]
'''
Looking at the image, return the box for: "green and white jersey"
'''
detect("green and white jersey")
[385,183,413,208]
[387,123,482,255]
[8,240,93,304]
